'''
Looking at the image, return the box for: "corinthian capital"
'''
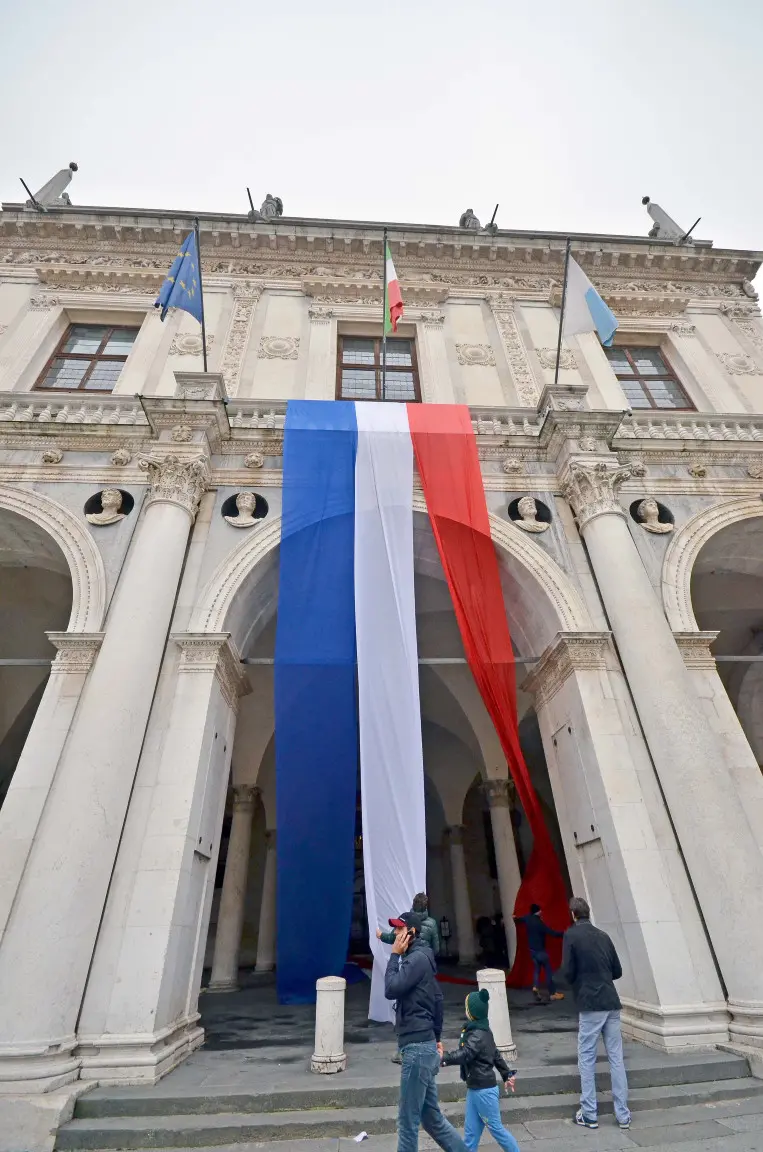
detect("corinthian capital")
[138,452,210,519]
[482,778,515,809]
[561,459,646,530]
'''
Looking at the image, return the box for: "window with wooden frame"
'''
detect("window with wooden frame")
[336,336,420,402]
[605,346,693,410]
[34,324,140,392]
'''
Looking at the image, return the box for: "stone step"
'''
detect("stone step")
[73,1052,751,1119]
[55,1077,763,1150]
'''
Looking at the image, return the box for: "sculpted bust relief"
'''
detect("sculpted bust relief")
[514,496,549,533]
[86,488,125,526]
[224,491,259,528]
[636,497,673,534]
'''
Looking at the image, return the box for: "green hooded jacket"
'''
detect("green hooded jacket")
[380,914,440,956]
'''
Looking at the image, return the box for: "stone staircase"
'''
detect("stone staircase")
[55,1049,763,1150]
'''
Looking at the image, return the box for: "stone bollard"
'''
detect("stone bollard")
[311,975,347,1073]
[477,968,517,1063]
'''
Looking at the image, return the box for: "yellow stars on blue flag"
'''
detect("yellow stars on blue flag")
[154,231,203,324]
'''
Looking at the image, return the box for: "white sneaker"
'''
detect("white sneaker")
[574,1109,599,1129]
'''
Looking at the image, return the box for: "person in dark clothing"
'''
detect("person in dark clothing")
[379,894,440,1064]
[514,904,564,1000]
[562,897,630,1131]
[442,989,518,1152]
[385,911,468,1152]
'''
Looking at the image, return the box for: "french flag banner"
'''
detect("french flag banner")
[275,401,567,1009]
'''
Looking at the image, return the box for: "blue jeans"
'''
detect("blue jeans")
[464,1086,520,1152]
[397,1041,468,1152]
[578,1010,630,1126]
[531,950,555,993]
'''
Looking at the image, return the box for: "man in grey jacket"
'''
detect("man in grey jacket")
[562,897,630,1131]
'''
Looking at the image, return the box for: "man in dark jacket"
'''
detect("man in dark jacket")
[562,897,630,1131]
[514,903,564,1000]
[385,911,468,1152]
[379,893,440,956]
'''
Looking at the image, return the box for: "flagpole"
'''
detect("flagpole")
[194,217,208,373]
[553,238,572,386]
[381,228,388,400]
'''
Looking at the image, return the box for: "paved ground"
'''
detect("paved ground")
[64,970,763,1150]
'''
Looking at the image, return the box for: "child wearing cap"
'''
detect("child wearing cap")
[441,989,520,1152]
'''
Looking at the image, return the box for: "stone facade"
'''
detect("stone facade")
[1,201,763,1122]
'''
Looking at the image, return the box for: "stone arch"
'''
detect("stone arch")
[0,485,106,632]
[191,498,592,638]
[662,497,763,631]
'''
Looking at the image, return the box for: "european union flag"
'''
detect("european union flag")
[155,231,203,323]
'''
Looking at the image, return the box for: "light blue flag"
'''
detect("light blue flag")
[562,254,618,347]
[154,231,202,324]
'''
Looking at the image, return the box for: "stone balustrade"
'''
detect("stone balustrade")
[615,412,763,443]
[0,395,149,426]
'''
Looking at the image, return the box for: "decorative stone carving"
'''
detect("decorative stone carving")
[46,631,105,676]
[502,457,523,474]
[536,347,577,371]
[459,208,481,231]
[244,451,265,470]
[41,448,63,464]
[28,294,61,311]
[716,352,763,376]
[221,284,263,397]
[169,332,214,356]
[688,462,707,478]
[561,460,647,530]
[486,294,540,407]
[137,452,209,519]
[224,492,259,528]
[482,778,515,808]
[742,279,758,299]
[668,323,697,335]
[636,497,674,534]
[523,632,612,710]
[456,343,496,367]
[258,336,300,360]
[308,306,334,323]
[673,631,720,670]
[111,447,132,467]
[249,194,283,221]
[86,488,125,526]
[420,311,445,326]
[172,633,250,713]
[579,436,597,453]
[748,465,763,480]
[513,496,549,533]
[232,783,259,810]
[171,424,194,443]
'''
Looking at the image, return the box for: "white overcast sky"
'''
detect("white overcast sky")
[1,0,761,258]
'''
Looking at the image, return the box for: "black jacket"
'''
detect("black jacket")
[562,919,622,1012]
[384,938,443,1049]
[515,913,563,954]
[442,1024,516,1090]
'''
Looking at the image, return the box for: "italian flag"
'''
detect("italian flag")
[384,243,404,334]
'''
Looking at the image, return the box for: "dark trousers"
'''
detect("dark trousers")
[531,950,555,992]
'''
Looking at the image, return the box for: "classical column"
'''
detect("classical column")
[255,830,277,973]
[482,779,522,964]
[304,308,337,400]
[0,633,103,943]
[416,313,455,404]
[562,458,763,1047]
[674,632,763,855]
[0,452,209,1092]
[209,785,259,992]
[446,825,476,964]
